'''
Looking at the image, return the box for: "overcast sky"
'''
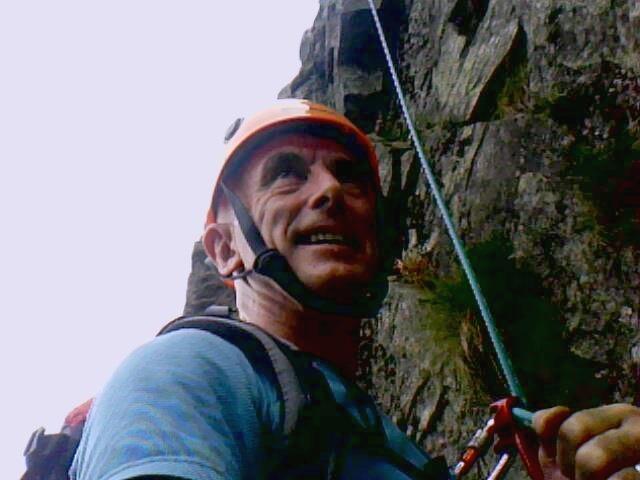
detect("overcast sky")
[0,1,319,475]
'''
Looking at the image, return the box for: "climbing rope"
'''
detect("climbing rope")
[366,0,527,406]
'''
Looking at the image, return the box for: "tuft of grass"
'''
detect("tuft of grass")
[417,236,609,408]
[395,252,435,289]
[495,63,530,117]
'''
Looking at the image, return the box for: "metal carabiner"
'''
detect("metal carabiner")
[453,397,542,480]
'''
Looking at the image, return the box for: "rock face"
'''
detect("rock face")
[185,0,640,475]
[183,241,235,315]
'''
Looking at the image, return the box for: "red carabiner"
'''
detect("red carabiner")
[490,397,543,480]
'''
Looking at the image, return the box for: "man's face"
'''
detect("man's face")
[231,132,379,302]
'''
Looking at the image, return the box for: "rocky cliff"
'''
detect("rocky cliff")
[185,0,640,476]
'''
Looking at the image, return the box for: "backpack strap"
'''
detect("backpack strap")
[161,314,451,479]
[21,311,306,480]
[159,314,305,436]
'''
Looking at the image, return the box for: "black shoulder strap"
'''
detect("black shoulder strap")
[159,314,305,436]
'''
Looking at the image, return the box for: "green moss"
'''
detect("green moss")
[376,117,407,142]
[418,237,609,408]
[526,64,640,244]
[494,63,530,118]
[536,89,592,127]
[569,134,636,192]
[530,87,565,119]
[567,131,640,244]
[413,115,459,134]
[471,27,528,121]
[419,288,464,351]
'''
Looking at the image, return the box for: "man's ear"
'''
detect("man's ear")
[202,223,244,277]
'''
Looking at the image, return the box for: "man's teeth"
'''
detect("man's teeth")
[309,233,346,243]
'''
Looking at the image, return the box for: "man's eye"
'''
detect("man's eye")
[276,164,306,180]
[334,158,368,185]
[262,152,308,187]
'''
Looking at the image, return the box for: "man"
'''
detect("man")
[71,100,640,479]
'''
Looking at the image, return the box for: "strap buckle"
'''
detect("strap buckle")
[23,427,46,458]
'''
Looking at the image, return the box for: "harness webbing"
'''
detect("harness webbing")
[366,0,527,406]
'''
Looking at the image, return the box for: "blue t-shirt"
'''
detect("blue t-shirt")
[70,329,440,480]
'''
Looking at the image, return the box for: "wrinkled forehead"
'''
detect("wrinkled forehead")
[222,123,372,184]
[213,124,374,217]
[234,132,357,180]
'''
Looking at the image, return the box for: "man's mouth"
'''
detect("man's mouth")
[296,232,356,248]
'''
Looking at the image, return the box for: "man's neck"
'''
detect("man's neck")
[235,275,361,379]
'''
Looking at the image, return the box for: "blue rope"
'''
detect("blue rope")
[366,0,527,406]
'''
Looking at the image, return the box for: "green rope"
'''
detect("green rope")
[366,0,527,406]
[513,408,534,429]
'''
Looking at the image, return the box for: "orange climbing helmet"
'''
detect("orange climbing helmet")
[206,98,380,225]
[203,99,389,316]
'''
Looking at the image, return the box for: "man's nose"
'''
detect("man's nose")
[307,167,343,211]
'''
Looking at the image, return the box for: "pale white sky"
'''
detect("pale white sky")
[0,1,319,476]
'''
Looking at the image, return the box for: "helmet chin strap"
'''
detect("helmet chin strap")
[220,183,388,318]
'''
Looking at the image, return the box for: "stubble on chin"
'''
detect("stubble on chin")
[296,263,377,304]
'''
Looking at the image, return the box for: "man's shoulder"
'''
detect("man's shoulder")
[131,327,251,368]
[71,326,281,480]
[106,328,255,389]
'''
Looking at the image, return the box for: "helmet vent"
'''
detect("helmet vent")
[224,117,243,143]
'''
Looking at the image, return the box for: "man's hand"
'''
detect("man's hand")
[532,404,640,480]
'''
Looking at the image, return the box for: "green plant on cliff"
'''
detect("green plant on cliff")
[409,237,608,408]
[494,63,530,118]
[396,250,464,357]
[567,131,640,245]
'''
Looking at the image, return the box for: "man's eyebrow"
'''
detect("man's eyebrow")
[259,151,306,187]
